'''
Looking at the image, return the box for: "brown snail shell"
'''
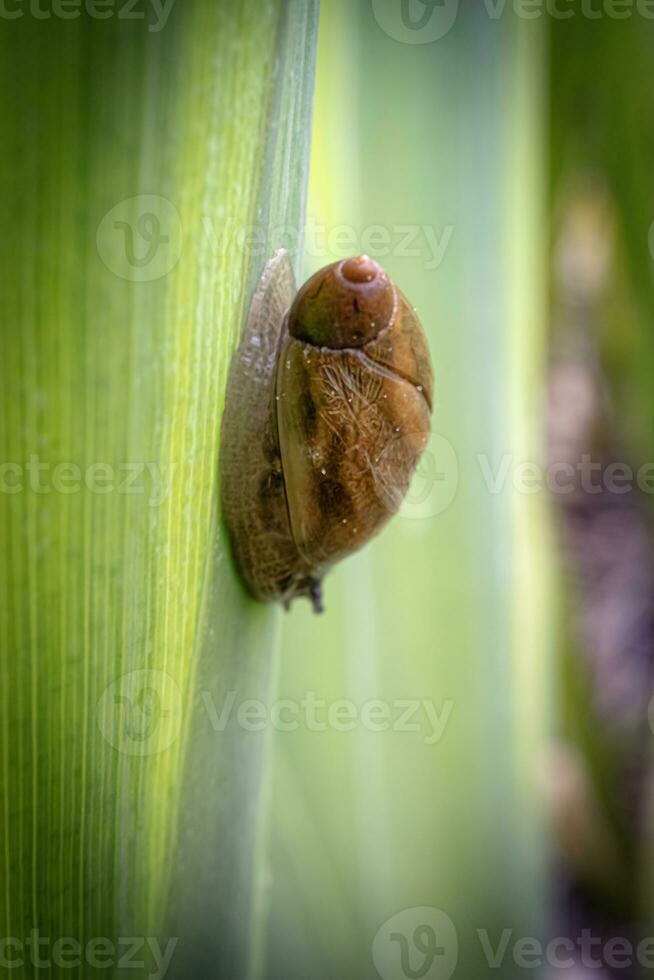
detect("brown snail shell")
[220,251,433,612]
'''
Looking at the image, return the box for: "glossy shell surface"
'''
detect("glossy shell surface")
[220,250,433,610]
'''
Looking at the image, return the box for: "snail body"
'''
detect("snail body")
[220,251,433,612]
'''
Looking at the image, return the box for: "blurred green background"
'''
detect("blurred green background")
[2,1,654,978]
[268,3,654,979]
[267,3,549,978]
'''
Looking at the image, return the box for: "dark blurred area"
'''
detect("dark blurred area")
[546,17,654,976]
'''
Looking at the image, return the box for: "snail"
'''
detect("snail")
[220,251,433,612]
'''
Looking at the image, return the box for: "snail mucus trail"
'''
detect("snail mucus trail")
[220,251,433,612]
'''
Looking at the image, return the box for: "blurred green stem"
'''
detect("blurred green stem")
[0,3,317,977]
